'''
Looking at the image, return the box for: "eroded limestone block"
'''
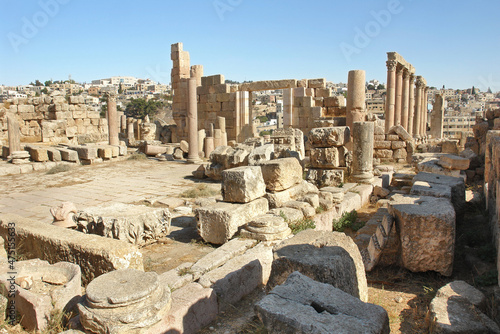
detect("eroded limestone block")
[195,198,269,244]
[438,154,470,170]
[240,214,291,241]
[412,172,465,211]
[310,147,340,168]
[265,180,318,209]
[248,143,274,166]
[427,280,499,333]
[50,201,77,228]
[74,203,171,245]
[306,168,344,187]
[267,230,368,302]
[308,126,350,148]
[26,145,49,162]
[259,157,303,192]
[256,272,389,334]
[388,194,455,276]
[221,166,266,203]
[78,269,171,334]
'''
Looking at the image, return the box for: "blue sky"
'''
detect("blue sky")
[1,0,499,91]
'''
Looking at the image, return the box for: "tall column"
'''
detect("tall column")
[7,116,21,154]
[346,70,366,132]
[385,60,397,132]
[401,69,410,131]
[127,119,135,143]
[283,88,293,128]
[413,77,423,136]
[120,115,127,133]
[394,64,403,126]
[187,78,200,163]
[407,74,415,136]
[352,121,374,184]
[217,116,227,146]
[107,93,119,146]
[430,93,444,139]
[422,86,429,136]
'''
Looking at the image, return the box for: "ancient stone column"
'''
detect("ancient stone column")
[136,119,142,140]
[394,64,404,126]
[407,74,415,136]
[187,78,200,163]
[204,136,214,158]
[283,88,293,128]
[190,65,203,87]
[413,77,423,136]
[7,116,21,153]
[127,119,135,143]
[430,93,444,139]
[401,69,410,131]
[346,70,366,133]
[107,93,119,146]
[352,121,374,184]
[385,60,397,132]
[422,86,429,136]
[198,129,206,156]
[217,116,227,146]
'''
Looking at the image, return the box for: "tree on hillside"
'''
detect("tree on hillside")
[45,80,53,86]
[377,84,385,90]
[125,98,163,119]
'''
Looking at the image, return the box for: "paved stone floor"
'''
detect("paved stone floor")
[0,158,202,223]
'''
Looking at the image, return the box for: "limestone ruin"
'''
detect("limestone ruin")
[1,45,500,333]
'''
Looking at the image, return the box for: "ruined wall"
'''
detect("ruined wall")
[0,95,107,145]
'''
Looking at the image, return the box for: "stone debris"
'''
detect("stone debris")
[78,269,171,334]
[256,271,389,334]
[427,281,500,333]
[221,166,266,203]
[259,157,303,192]
[267,229,368,302]
[50,201,78,228]
[240,214,292,241]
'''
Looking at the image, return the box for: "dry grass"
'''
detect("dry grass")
[46,164,72,175]
[180,184,219,198]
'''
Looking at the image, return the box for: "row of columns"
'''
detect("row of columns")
[385,53,428,137]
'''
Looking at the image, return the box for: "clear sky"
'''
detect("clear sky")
[1,0,499,91]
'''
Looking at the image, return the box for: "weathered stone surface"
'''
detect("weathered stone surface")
[308,127,350,148]
[389,125,412,141]
[56,147,79,162]
[427,280,499,333]
[310,147,340,168]
[441,139,459,154]
[195,198,269,244]
[320,186,344,203]
[438,154,470,170]
[412,172,465,211]
[0,259,81,331]
[75,203,172,245]
[190,238,257,279]
[259,157,303,192]
[240,214,291,241]
[199,244,273,310]
[68,145,97,160]
[388,194,455,276]
[268,230,368,302]
[221,166,266,203]
[284,200,316,218]
[248,143,274,166]
[240,79,297,91]
[269,207,304,222]
[0,214,143,284]
[374,186,390,199]
[47,147,62,161]
[50,201,77,228]
[265,180,318,208]
[306,168,344,187]
[79,269,171,334]
[411,181,452,199]
[26,145,49,162]
[258,272,389,334]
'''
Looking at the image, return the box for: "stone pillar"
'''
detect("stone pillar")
[120,115,127,133]
[385,60,397,132]
[171,43,191,142]
[346,70,366,132]
[413,77,424,136]
[422,86,429,136]
[217,116,227,146]
[407,74,415,136]
[394,64,404,126]
[127,119,135,143]
[7,116,21,153]
[352,121,374,184]
[283,88,293,128]
[430,93,444,139]
[198,129,206,156]
[401,69,410,131]
[204,136,214,158]
[136,119,142,140]
[107,93,119,146]
[187,78,200,163]
[190,65,203,87]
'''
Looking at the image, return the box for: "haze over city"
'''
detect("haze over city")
[1,0,499,91]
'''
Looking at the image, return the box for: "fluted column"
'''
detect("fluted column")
[352,121,374,184]
[407,74,415,136]
[401,69,410,131]
[394,64,403,126]
[413,77,423,136]
[346,70,366,131]
[107,93,119,146]
[385,60,397,132]
[421,86,429,136]
[187,77,200,163]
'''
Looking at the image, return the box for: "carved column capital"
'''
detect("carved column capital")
[386,60,397,72]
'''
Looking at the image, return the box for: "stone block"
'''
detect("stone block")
[57,147,79,162]
[310,147,340,168]
[240,79,297,91]
[199,244,273,310]
[265,180,318,208]
[259,157,303,192]
[308,126,350,148]
[442,139,459,154]
[410,181,452,199]
[257,272,389,334]
[69,145,98,160]
[306,168,344,188]
[374,149,393,159]
[283,200,316,218]
[248,143,274,166]
[308,78,326,89]
[388,194,455,276]
[393,148,407,160]
[26,146,49,162]
[412,172,465,211]
[350,184,374,207]
[0,214,143,285]
[386,134,399,141]
[267,230,368,302]
[221,166,266,203]
[438,154,470,170]
[374,141,391,149]
[97,146,112,159]
[47,148,62,162]
[389,125,412,141]
[338,192,362,215]
[391,141,406,149]
[195,198,269,244]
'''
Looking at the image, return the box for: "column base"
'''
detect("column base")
[351,172,374,184]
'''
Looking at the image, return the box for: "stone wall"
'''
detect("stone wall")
[0,94,108,145]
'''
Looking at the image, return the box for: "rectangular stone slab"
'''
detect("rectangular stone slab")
[0,214,143,284]
[195,198,269,244]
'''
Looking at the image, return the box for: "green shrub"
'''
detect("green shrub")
[332,210,358,232]
[288,218,316,234]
